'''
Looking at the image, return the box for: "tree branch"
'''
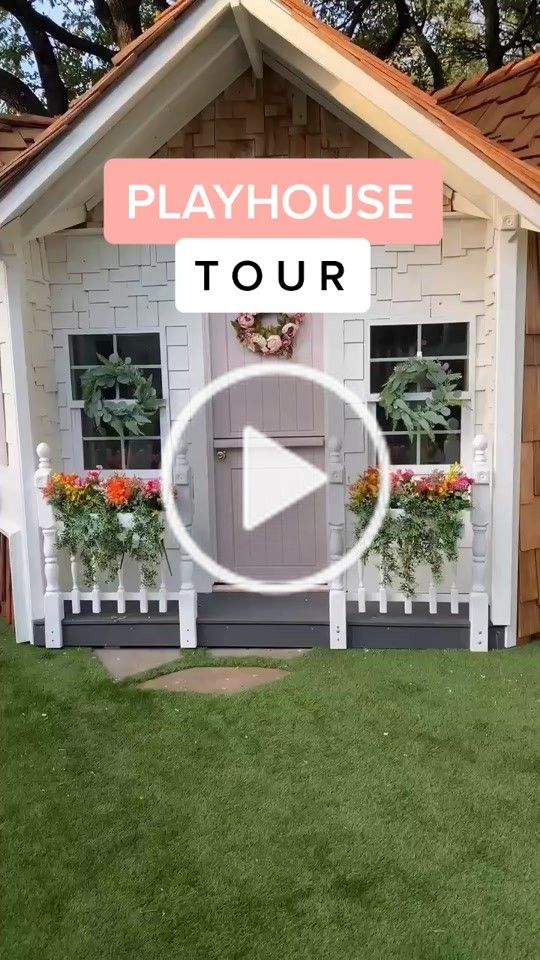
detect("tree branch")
[480,0,505,69]
[375,0,412,59]
[103,0,142,48]
[2,0,115,62]
[412,21,446,88]
[502,0,536,52]
[0,66,50,115]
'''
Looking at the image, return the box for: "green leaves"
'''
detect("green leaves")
[379,357,467,440]
[81,353,160,438]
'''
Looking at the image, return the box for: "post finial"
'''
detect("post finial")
[473,434,488,463]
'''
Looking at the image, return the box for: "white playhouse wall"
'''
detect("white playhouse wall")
[2,218,494,600]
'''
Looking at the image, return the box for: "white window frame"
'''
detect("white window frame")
[63,328,169,477]
[365,316,475,472]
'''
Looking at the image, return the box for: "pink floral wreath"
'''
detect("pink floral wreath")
[231,313,306,358]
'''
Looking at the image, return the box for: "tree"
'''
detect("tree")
[0,0,538,116]
[0,0,170,115]
[310,0,540,88]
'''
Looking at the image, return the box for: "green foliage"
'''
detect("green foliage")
[81,352,159,438]
[351,494,467,597]
[57,494,125,586]
[379,356,466,440]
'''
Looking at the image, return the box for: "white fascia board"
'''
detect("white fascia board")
[0,0,230,228]
[242,0,540,227]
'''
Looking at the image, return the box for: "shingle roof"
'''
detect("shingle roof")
[0,114,52,170]
[0,0,540,207]
[435,52,540,167]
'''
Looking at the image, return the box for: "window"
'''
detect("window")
[369,322,469,467]
[69,333,163,471]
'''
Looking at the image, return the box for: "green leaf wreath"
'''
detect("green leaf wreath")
[81,353,160,437]
[379,357,466,440]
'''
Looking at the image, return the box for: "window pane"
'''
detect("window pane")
[81,411,118,438]
[420,433,461,465]
[83,439,122,470]
[370,324,417,360]
[421,323,467,358]
[125,438,161,470]
[385,434,416,465]
[118,368,162,399]
[371,361,403,393]
[116,334,160,365]
[70,335,114,366]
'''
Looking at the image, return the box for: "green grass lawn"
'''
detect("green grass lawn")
[2,625,540,960]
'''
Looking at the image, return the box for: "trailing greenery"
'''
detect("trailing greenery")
[349,465,472,597]
[81,353,159,438]
[43,472,167,587]
[379,356,466,440]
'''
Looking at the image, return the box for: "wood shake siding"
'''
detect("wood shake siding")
[519,233,540,642]
[155,68,388,160]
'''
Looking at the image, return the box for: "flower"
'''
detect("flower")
[103,475,137,508]
[237,313,255,328]
[251,334,268,353]
[266,335,283,353]
[281,322,298,337]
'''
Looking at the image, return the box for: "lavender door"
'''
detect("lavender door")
[210,314,327,581]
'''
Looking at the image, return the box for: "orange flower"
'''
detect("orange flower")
[104,475,137,508]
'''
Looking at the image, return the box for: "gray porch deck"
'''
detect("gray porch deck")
[33,591,504,650]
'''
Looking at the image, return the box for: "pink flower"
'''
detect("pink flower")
[281,322,298,337]
[266,335,283,354]
[143,479,161,497]
[237,313,255,328]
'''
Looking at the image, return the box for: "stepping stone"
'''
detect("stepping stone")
[94,648,182,681]
[207,647,307,659]
[139,666,288,695]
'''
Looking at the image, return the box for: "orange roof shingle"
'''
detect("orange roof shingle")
[0,113,52,170]
[436,52,540,168]
[0,0,539,208]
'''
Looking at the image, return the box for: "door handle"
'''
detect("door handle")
[216,449,227,461]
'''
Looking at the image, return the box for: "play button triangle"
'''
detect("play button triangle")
[242,426,328,532]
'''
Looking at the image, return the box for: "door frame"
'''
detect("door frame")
[201,313,336,586]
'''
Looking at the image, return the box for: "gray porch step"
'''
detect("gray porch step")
[31,592,501,650]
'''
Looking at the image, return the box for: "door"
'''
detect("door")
[210,314,327,581]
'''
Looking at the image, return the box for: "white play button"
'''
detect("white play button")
[242,426,328,532]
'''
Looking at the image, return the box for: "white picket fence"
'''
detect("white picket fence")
[34,434,491,652]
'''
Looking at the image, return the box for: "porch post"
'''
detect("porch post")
[34,443,63,648]
[176,438,197,648]
[490,213,528,646]
[470,435,490,652]
[328,436,347,649]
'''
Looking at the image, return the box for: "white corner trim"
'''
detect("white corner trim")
[489,221,528,645]
[241,0,540,226]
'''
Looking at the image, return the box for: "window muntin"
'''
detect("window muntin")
[369,322,469,467]
[69,333,162,471]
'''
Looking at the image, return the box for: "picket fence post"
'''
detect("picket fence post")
[328,436,347,649]
[176,437,197,648]
[34,443,63,649]
[469,434,491,652]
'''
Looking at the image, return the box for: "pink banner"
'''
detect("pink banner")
[104,158,442,244]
